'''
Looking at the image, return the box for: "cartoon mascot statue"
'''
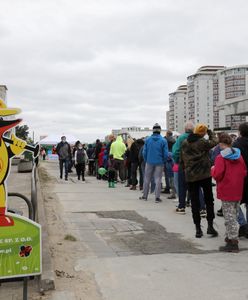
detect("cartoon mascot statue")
[0,99,29,226]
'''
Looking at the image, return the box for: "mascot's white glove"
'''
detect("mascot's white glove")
[10,134,27,156]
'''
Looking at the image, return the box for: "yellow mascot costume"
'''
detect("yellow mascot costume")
[0,99,27,226]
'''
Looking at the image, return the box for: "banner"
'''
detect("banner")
[0,214,42,279]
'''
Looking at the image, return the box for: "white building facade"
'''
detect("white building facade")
[187,66,225,129]
[0,85,7,102]
[217,65,248,129]
[168,85,187,133]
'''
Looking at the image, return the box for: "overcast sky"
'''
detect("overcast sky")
[1,0,248,142]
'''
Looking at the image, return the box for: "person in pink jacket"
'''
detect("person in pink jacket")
[211,133,247,253]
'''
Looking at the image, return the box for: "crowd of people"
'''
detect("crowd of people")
[53,121,248,253]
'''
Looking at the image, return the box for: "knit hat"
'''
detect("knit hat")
[194,123,208,136]
[153,123,161,133]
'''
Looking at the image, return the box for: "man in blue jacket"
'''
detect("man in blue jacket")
[140,123,168,203]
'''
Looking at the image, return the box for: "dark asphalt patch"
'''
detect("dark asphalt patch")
[94,210,206,255]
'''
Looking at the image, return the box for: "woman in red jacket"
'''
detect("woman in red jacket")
[211,133,247,253]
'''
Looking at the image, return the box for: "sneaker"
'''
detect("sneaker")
[60,175,62,179]
[207,225,218,237]
[167,195,176,199]
[155,198,162,203]
[161,189,170,194]
[200,209,207,218]
[139,196,147,201]
[176,207,186,214]
[65,177,68,181]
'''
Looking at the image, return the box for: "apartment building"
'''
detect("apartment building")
[0,85,7,102]
[168,85,187,133]
[217,65,248,129]
[187,66,225,129]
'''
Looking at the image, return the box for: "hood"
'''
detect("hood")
[151,133,161,141]
[136,138,144,145]
[221,147,241,160]
[187,133,201,143]
[116,136,123,143]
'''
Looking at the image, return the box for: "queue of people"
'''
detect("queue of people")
[52,121,248,253]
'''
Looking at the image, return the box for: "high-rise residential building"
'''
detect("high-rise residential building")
[166,111,170,130]
[187,66,225,129]
[167,65,248,132]
[217,65,248,129]
[168,85,187,133]
[0,85,7,102]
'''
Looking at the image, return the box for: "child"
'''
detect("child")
[75,143,88,181]
[211,133,247,252]
[108,155,116,188]
[166,152,176,199]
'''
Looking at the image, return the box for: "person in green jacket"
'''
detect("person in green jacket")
[110,135,127,182]
[172,121,194,214]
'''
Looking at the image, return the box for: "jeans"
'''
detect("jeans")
[188,177,215,225]
[178,166,187,209]
[164,166,170,190]
[174,172,179,196]
[199,188,206,210]
[59,158,69,179]
[143,163,163,200]
[169,177,176,197]
[238,205,248,226]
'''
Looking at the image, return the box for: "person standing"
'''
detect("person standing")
[172,122,194,214]
[94,139,102,178]
[233,122,248,237]
[162,130,175,194]
[211,133,247,252]
[75,143,88,181]
[139,123,168,203]
[56,136,72,181]
[181,124,218,238]
[110,135,127,182]
[86,144,95,176]
[129,139,144,190]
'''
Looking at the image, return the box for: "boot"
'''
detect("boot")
[195,224,203,238]
[111,182,116,188]
[207,221,218,237]
[108,182,112,188]
[219,239,239,253]
[130,186,136,190]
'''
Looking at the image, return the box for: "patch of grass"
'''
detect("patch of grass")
[64,234,77,242]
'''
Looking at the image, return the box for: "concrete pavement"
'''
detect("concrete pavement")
[40,160,248,300]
